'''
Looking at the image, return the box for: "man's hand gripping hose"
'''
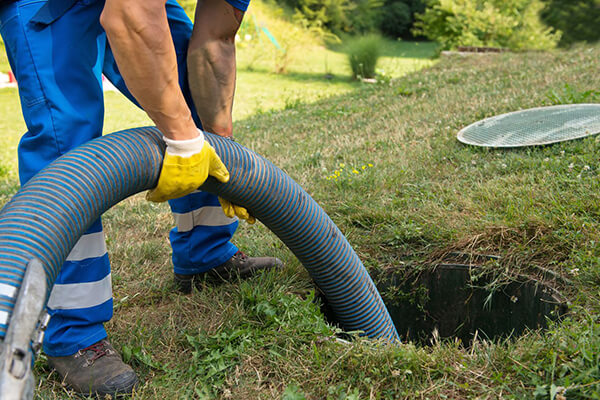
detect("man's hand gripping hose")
[146,130,255,223]
[218,136,255,223]
[0,259,51,400]
[146,129,230,202]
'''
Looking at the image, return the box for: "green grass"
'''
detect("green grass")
[5,44,597,399]
[231,1,437,120]
[2,6,600,399]
[233,39,436,121]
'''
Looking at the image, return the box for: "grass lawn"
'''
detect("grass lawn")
[233,39,437,121]
[0,43,595,399]
[232,0,438,121]
[2,6,600,399]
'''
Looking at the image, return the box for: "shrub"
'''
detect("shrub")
[345,34,382,79]
[346,0,385,34]
[289,0,383,35]
[379,1,412,38]
[284,0,425,38]
[413,0,561,51]
[408,0,427,15]
[295,0,351,34]
[376,0,428,39]
[541,0,600,46]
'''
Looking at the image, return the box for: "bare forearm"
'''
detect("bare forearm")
[188,39,236,136]
[101,0,197,140]
[187,0,244,137]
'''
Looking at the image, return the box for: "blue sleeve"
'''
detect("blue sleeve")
[225,0,250,12]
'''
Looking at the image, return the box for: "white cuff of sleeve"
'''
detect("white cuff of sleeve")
[163,129,205,157]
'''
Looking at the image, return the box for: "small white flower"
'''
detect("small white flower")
[235,34,241,42]
[501,163,507,169]
[544,157,550,162]
[245,34,252,41]
[568,163,575,170]
[583,165,590,171]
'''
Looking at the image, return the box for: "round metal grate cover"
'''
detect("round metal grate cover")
[457,104,600,147]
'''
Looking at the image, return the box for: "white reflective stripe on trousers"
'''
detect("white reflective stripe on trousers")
[66,231,108,262]
[172,206,237,233]
[0,282,16,299]
[0,279,15,326]
[46,273,112,310]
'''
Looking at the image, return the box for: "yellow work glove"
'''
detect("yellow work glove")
[147,130,229,202]
[219,197,256,224]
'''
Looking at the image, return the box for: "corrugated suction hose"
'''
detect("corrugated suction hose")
[0,127,399,342]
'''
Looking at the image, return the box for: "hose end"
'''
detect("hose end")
[0,258,48,400]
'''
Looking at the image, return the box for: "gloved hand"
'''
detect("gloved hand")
[147,130,229,202]
[219,197,256,224]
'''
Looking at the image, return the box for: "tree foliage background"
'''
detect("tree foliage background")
[412,0,561,51]
[280,0,599,48]
[541,0,600,46]
[280,0,427,37]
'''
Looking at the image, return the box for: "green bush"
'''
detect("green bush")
[379,1,412,38]
[295,0,351,34]
[345,34,382,79]
[413,0,561,51]
[283,0,426,38]
[541,0,600,46]
[377,0,427,39]
[346,0,385,34]
[287,0,383,35]
[408,0,427,15]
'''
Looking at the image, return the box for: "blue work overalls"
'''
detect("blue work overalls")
[0,0,247,356]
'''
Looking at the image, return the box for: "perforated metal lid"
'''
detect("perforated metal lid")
[457,104,600,147]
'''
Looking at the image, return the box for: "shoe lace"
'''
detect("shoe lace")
[234,250,248,261]
[80,341,109,364]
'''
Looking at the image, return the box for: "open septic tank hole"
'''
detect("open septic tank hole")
[319,263,568,345]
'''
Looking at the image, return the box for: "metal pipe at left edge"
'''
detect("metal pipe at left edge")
[0,259,50,400]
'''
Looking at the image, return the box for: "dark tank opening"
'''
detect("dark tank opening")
[318,262,568,345]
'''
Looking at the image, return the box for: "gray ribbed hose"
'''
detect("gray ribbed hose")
[0,127,399,342]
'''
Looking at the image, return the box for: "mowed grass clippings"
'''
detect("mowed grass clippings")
[0,44,598,398]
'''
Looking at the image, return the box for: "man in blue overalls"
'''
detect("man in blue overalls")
[0,0,281,395]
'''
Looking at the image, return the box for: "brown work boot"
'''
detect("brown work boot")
[47,339,138,396]
[175,250,283,294]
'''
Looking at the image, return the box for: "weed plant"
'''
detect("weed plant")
[345,34,383,79]
[544,82,600,105]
